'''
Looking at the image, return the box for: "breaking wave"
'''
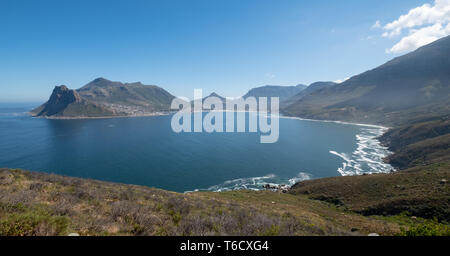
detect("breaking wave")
[185,116,394,193]
[330,127,394,176]
[189,172,312,193]
[279,115,394,176]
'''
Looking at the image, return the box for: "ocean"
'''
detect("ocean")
[0,103,392,192]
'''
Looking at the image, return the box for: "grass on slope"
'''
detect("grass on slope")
[0,168,411,236]
[290,162,450,222]
[379,117,450,169]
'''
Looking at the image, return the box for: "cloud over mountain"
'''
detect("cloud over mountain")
[379,0,450,53]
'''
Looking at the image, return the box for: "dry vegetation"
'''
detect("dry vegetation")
[0,168,421,236]
[290,162,450,221]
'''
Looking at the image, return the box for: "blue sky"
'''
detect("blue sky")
[0,0,434,102]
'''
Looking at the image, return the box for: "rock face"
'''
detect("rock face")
[34,85,82,116]
[262,183,291,193]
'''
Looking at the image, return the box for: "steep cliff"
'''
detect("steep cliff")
[31,85,115,118]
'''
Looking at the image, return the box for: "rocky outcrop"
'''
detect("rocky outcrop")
[33,85,82,117]
[262,183,291,193]
[31,84,117,118]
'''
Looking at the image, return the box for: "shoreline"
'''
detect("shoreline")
[29,111,173,120]
[26,110,395,193]
[29,110,390,129]
[277,114,389,129]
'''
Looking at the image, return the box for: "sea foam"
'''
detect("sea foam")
[194,172,313,192]
[187,116,393,193]
[330,127,393,176]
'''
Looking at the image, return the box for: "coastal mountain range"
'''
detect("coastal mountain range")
[35,36,449,122]
[31,35,450,170]
[32,78,175,118]
[283,36,450,126]
[31,80,329,117]
[32,35,450,141]
[282,36,450,172]
[31,80,312,117]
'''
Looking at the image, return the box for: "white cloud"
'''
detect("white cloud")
[386,23,450,53]
[334,77,350,84]
[372,20,381,29]
[381,0,450,53]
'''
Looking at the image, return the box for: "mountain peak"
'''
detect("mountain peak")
[55,85,69,91]
[201,92,225,102]
[51,85,81,103]
[208,92,221,97]
[85,77,117,87]
[92,77,110,83]
[79,77,123,90]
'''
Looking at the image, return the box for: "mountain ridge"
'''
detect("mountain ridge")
[243,84,307,106]
[283,81,337,107]
[283,35,450,126]
[32,78,175,118]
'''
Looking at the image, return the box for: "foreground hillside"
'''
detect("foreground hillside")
[290,162,450,222]
[0,168,448,236]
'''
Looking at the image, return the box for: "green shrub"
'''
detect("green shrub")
[399,218,450,236]
[261,224,280,236]
[170,211,182,225]
[0,206,70,236]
